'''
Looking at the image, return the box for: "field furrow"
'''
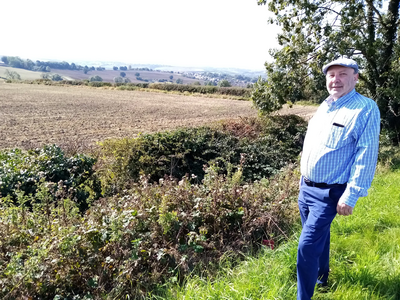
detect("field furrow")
[0,82,258,149]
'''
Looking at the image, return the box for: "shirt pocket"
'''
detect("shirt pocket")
[325,124,347,149]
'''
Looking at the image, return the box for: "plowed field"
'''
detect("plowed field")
[0,82,317,150]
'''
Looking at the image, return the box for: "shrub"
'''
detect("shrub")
[88,81,112,87]
[114,82,149,88]
[146,83,250,97]
[218,79,231,87]
[89,75,103,82]
[0,145,101,211]
[0,115,306,299]
[0,163,300,299]
[97,115,306,195]
[51,74,63,81]
[12,80,250,98]
[59,80,87,86]
[4,69,21,80]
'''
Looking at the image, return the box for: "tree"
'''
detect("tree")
[41,73,53,80]
[83,66,89,74]
[135,72,140,77]
[1,56,8,64]
[7,56,24,69]
[40,73,62,81]
[218,80,231,87]
[24,59,34,70]
[50,74,63,81]
[254,0,400,141]
[169,75,173,80]
[113,66,118,71]
[114,76,131,83]
[176,78,183,84]
[4,69,21,80]
[114,76,123,83]
[89,75,103,82]
[120,72,126,78]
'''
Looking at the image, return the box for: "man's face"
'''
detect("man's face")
[326,65,359,100]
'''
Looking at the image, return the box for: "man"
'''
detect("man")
[297,58,380,300]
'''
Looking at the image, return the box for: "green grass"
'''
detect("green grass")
[157,168,400,300]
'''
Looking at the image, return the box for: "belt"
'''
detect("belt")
[303,177,346,188]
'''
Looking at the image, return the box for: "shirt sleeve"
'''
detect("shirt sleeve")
[340,103,380,207]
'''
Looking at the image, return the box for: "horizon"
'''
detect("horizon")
[2,0,280,71]
[0,55,266,73]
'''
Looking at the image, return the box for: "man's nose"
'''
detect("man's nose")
[331,75,340,82]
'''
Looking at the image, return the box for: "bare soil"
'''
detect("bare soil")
[273,104,317,121]
[0,82,253,149]
[0,82,317,150]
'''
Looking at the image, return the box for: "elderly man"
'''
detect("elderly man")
[297,58,380,300]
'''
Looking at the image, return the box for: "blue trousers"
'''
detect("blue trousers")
[297,177,346,300]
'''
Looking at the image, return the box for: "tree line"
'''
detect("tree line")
[1,56,104,73]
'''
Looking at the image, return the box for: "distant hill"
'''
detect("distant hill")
[51,69,205,85]
[0,55,264,86]
[73,60,266,78]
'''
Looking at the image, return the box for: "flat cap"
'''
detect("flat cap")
[322,58,359,74]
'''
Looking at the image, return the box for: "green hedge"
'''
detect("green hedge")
[0,145,101,211]
[148,83,251,97]
[0,163,301,299]
[0,116,307,299]
[98,115,307,195]
[17,80,250,97]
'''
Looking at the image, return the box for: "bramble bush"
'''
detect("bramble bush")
[0,163,301,299]
[0,115,306,299]
[0,145,101,211]
[98,115,307,195]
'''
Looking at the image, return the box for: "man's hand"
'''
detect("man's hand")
[336,200,353,216]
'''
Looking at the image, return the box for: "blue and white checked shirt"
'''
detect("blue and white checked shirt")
[300,89,380,207]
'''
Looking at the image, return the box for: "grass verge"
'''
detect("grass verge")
[159,168,400,300]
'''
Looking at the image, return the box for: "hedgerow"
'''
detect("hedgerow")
[0,145,101,211]
[98,115,307,195]
[17,80,250,98]
[0,115,306,299]
[0,163,300,299]
[148,83,250,97]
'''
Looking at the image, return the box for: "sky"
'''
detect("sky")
[2,0,280,70]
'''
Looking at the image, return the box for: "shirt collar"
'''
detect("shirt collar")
[324,89,357,109]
